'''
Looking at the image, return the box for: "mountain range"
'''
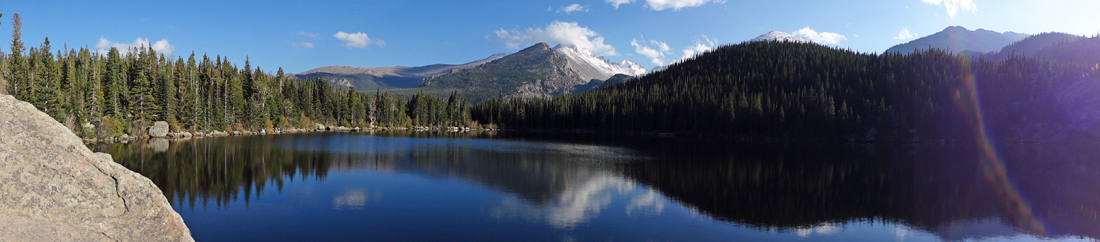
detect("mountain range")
[882,26,1100,67]
[290,53,508,90]
[293,27,1096,104]
[978,32,1099,65]
[885,26,1028,55]
[298,42,648,102]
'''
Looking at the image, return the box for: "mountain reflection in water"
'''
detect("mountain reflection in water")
[91,132,1100,241]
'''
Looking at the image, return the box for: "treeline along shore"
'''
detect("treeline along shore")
[4,11,1100,143]
[1,14,477,143]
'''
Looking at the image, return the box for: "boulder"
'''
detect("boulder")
[148,121,169,138]
[0,95,193,241]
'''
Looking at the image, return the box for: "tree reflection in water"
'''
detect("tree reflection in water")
[93,132,1100,240]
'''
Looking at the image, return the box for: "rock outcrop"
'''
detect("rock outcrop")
[148,121,169,138]
[0,95,193,241]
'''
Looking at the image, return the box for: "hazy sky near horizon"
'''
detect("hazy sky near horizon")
[2,0,1098,72]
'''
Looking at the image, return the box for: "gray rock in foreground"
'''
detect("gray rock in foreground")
[0,95,193,242]
[148,121,169,138]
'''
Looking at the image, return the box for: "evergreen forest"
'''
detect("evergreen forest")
[471,40,1100,142]
[0,13,472,139]
[4,11,1100,142]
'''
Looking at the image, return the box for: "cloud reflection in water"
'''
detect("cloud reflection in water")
[333,189,381,210]
[490,174,664,228]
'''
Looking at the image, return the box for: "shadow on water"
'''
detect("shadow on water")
[92,132,1100,240]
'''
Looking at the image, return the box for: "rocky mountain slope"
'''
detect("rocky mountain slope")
[291,53,507,90]
[415,43,647,102]
[554,44,646,82]
[886,26,1028,55]
[0,94,193,241]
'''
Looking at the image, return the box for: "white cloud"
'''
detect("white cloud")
[631,38,670,66]
[558,4,589,14]
[334,31,384,48]
[291,42,315,48]
[606,0,635,8]
[630,35,716,67]
[489,21,618,56]
[792,26,847,45]
[922,0,977,18]
[679,35,717,62]
[645,0,724,11]
[94,37,174,56]
[293,31,319,38]
[894,28,917,40]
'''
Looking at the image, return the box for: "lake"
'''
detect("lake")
[91,132,1100,241]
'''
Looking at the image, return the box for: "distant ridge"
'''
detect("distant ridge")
[885,26,1028,55]
[981,32,1083,61]
[289,53,507,90]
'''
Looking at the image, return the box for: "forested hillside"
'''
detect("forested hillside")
[0,13,472,139]
[6,11,1099,142]
[472,40,1100,141]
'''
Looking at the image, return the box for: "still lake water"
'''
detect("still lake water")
[92,132,1100,241]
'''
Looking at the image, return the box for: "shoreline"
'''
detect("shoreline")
[83,124,1061,145]
[81,125,489,144]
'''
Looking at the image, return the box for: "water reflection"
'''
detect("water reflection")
[90,134,364,209]
[333,189,379,210]
[490,175,650,228]
[92,132,1100,241]
[613,137,1100,240]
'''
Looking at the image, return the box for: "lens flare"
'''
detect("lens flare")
[951,56,1045,234]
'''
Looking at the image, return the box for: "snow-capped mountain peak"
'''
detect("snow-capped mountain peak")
[617,59,647,76]
[553,44,647,81]
[751,31,812,43]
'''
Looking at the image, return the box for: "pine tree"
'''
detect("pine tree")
[64,49,82,124]
[159,54,177,123]
[0,12,7,95]
[178,53,197,129]
[128,47,157,121]
[104,48,123,117]
[8,13,27,99]
[34,37,64,121]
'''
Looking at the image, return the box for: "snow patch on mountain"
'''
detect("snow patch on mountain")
[751,31,813,43]
[554,44,647,81]
[617,60,648,76]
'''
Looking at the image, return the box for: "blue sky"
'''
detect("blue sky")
[3,0,1098,73]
